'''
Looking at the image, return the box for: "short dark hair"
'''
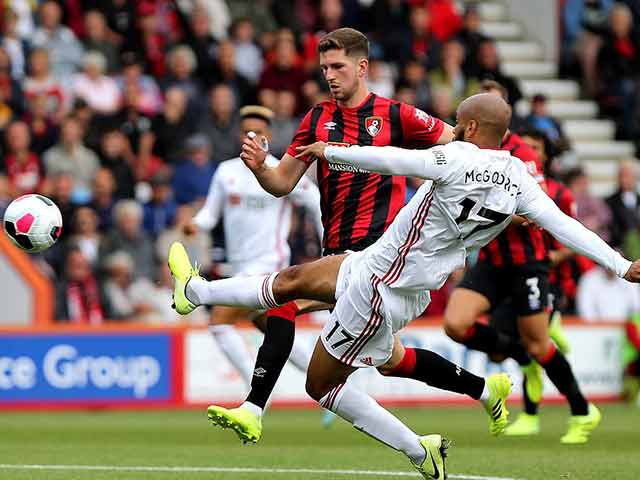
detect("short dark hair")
[318,28,369,59]
[479,80,508,101]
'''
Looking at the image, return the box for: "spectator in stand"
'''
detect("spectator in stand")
[211,40,255,106]
[596,3,640,139]
[156,204,212,274]
[456,5,490,77]
[565,166,613,242]
[474,38,522,105]
[231,18,263,85]
[200,84,240,164]
[429,39,479,107]
[606,160,640,248]
[69,98,103,153]
[98,128,136,200]
[172,2,217,88]
[270,91,299,158]
[102,250,159,322]
[258,35,309,114]
[0,47,24,126]
[54,246,111,324]
[577,264,640,320]
[22,49,69,123]
[83,10,120,74]
[143,172,177,238]
[0,8,28,80]
[43,116,99,202]
[89,168,117,233]
[574,0,613,96]
[9,0,34,40]
[399,58,432,111]
[31,1,84,83]
[172,134,217,206]
[227,0,278,39]
[136,1,167,79]
[150,86,198,165]
[429,86,456,125]
[116,52,163,117]
[394,82,418,106]
[525,93,569,148]
[367,58,395,99]
[3,121,46,197]
[392,6,442,70]
[65,206,102,268]
[48,172,77,238]
[72,51,121,116]
[99,199,155,280]
[99,0,139,52]
[162,45,203,109]
[22,94,60,156]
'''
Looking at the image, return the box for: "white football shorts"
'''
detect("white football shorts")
[320,251,431,368]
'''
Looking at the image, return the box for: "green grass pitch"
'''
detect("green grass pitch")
[1,404,638,480]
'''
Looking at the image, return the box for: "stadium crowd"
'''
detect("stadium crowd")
[0,0,638,340]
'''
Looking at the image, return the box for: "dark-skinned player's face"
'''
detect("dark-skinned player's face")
[319,49,366,102]
[453,111,467,142]
[240,117,272,143]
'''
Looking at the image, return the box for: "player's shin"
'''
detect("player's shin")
[319,382,426,465]
[245,303,300,410]
[187,273,281,309]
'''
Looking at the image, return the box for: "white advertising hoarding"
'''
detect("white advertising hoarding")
[185,323,624,405]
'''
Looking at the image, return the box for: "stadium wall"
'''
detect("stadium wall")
[0,320,625,410]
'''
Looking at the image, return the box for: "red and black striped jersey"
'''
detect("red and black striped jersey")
[546,178,594,300]
[287,93,445,253]
[478,132,548,266]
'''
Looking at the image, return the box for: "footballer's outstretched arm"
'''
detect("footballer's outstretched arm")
[516,175,639,280]
[295,143,452,180]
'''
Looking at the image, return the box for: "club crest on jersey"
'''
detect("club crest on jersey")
[365,116,383,137]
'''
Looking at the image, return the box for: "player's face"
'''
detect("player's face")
[240,118,272,143]
[319,49,367,102]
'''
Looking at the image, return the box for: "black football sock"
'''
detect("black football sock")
[245,303,299,409]
[523,377,539,415]
[540,346,588,416]
[463,322,532,366]
[388,347,485,399]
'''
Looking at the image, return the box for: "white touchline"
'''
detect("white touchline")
[0,464,522,480]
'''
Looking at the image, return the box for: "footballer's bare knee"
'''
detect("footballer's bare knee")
[305,374,334,401]
[444,288,490,342]
[378,336,405,376]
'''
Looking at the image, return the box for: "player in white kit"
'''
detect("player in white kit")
[183,105,323,388]
[170,94,640,479]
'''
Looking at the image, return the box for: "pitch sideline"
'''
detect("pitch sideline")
[0,463,521,479]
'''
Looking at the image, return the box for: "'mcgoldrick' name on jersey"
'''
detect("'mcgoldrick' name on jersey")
[464,168,519,196]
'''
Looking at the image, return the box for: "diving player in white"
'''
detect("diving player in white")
[183,105,323,389]
[170,94,640,479]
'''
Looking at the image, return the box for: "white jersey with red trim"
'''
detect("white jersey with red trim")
[324,141,631,292]
[194,155,323,275]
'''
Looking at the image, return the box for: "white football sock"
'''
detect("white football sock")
[479,380,490,405]
[209,325,254,387]
[188,273,279,310]
[240,401,264,418]
[288,336,312,372]
[320,383,425,464]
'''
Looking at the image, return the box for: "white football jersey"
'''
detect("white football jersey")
[325,141,631,292]
[193,155,323,273]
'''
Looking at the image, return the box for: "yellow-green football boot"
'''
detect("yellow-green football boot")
[560,404,601,444]
[504,412,540,436]
[411,434,451,480]
[521,362,544,404]
[207,405,263,444]
[168,241,202,315]
[483,373,512,436]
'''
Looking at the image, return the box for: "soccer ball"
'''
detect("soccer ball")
[3,194,63,253]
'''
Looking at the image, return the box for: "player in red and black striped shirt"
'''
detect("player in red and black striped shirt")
[444,84,597,443]
[208,28,458,441]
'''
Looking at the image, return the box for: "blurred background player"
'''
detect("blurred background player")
[444,81,600,444]
[182,105,323,390]
[205,27,454,442]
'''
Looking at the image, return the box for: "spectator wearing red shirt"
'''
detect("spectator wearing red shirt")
[3,121,46,197]
[22,48,69,123]
[258,36,309,115]
[596,3,640,139]
[391,6,442,70]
